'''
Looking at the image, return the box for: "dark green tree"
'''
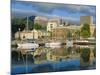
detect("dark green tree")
[34,23,42,30]
[80,23,91,38]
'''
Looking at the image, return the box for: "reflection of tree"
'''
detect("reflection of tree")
[80,48,90,67]
[66,47,72,54]
[81,48,90,62]
[93,46,96,58]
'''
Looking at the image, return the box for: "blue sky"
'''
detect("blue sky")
[11,0,96,24]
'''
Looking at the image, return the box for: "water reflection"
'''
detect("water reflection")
[11,45,96,74]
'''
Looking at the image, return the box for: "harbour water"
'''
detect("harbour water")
[11,44,96,75]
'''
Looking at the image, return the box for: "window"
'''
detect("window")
[50,24,53,28]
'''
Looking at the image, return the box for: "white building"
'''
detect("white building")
[47,21,58,32]
[15,29,39,40]
[47,18,61,32]
[34,16,48,26]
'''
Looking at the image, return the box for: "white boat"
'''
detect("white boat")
[45,42,61,48]
[17,42,39,51]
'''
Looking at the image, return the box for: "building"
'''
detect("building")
[51,27,69,40]
[90,24,96,37]
[15,29,50,40]
[80,16,96,37]
[15,29,40,40]
[49,18,60,25]
[80,16,93,26]
[51,25,80,40]
[47,18,61,32]
[34,16,48,26]
[15,30,33,40]
[47,21,58,32]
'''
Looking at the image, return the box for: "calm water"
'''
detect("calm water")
[11,45,96,75]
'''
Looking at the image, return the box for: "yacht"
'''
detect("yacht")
[45,41,61,48]
[17,41,39,51]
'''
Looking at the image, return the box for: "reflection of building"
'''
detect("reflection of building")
[47,48,68,61]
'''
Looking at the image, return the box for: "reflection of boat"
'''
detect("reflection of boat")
[74,45,95,48]
[74,40,89,43]
[74,39,96,45]
[45,42,61,48]
[17,41,39,50]
[74,40,90,45]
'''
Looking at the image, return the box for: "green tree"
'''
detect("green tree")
[67,30,72,40]
[73,30,80,40]
[80,23,91,38]
[34,23,42,30]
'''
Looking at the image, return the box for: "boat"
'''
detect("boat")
[45,41,61,48]
[17,41,39,51]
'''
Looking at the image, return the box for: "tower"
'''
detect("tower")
[80,16,93,27]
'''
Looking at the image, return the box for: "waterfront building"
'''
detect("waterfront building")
[80,16,93,26]
[51,25,80,40]
[90,24,96,37]
[34,16,48,26]
[15,30,33,40]
[15,29,50,40]
[47,18,61,32]
[47,21,58,32]
[15,29,39,40]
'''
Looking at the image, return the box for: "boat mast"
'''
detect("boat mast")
[26,16,29,31]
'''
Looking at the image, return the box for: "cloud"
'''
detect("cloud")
[12,8,79,23]
[12,1,96,16]
[29,2,96,16]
